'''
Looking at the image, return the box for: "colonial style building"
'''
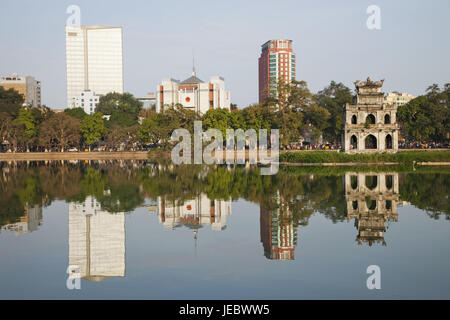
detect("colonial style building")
[342,78,399,153]
[156,68,231,114]
[344,172,399,246]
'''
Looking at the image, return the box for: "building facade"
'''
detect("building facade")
[342,78,399,153]
[0,73,41,107]
[384,91,416,108]
[65,25,123,109]
[258,39,296,102]
[156,70,231,114]
[71,90,101,115]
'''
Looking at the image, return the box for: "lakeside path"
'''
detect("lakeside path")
[0,151,149,161]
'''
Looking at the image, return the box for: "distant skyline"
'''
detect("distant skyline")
[0,0,449,109]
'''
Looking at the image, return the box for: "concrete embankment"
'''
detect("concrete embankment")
[0,151,149,161]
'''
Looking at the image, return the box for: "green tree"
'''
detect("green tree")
[315,81,353,144]
[64,107,87,120]
[0,86,24,116]
[202,108,231,137]
[14,108,37,152]
[398,83,449,142]
[80,112,107,150]
[95,92,143,127]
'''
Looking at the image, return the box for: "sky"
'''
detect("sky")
[0,0,449,109]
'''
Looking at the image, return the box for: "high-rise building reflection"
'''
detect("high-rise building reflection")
[344,172,399,246]
[260,192,298,260]
[68,196,125,282]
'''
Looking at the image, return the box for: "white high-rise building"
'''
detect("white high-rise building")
[65,25,123,108]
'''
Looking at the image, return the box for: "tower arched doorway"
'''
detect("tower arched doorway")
[386,134,393,149]
[350,135,358,149]
[365,135,377,149]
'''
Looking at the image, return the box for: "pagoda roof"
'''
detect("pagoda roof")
[180,74,204,85]
[355,77,384,88]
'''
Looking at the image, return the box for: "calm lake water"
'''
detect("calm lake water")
[0,161,449,299]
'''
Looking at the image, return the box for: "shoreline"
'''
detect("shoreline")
[0,150,449,167]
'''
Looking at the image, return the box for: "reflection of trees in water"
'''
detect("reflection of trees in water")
[0,161,449,229]
[399,173,450,220]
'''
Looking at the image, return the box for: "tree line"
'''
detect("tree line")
[0,80,448,152]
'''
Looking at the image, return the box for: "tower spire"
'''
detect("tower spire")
[192,55,196,77]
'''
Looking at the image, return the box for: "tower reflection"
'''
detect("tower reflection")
[68,196,125,282]
[344,172,399,246]
[260,192,298,260]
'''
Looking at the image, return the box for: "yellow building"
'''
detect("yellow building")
[0,73,41,107]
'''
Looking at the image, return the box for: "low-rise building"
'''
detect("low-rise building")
[70,90,101,115]
[137,93,156,110]
[0,73,41,107]
[384,91,416,108]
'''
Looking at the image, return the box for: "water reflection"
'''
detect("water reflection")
[344,172,399,246]
[1,204,42,235]
[68,196,125,282]
[260,192,298,260]
[0,161,449,280]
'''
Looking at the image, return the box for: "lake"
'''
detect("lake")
[0,161,449,299]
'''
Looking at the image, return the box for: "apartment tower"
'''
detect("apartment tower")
[258,39,296,102]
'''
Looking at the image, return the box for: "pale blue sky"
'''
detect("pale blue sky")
[0,0,449,108]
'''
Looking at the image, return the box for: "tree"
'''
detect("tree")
[202,108,231,137]
[95,92,143,127]
[39,113,81,152]
[275,108,304,146]
[106,124,140,151]
[14,108,37,152]
[3,117,24,152]
[398,83,450,142]
[0,86,24,116]
[315,81,353,144]
[303,105,331,144]
[64,107,87,120]
[80,112,107,151]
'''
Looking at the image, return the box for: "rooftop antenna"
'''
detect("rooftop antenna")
[192,50,196,77]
